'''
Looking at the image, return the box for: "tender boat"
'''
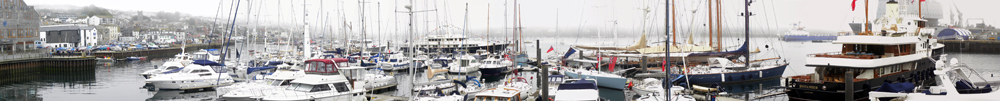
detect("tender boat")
[145,60,235,90]
[868,55,998,101]
[634,86,696,101]
[448,54,480,73]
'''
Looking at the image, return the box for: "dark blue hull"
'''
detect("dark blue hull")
[684,64,788,84]
[479,67,507,76]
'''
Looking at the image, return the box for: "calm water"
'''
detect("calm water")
[1,37,997,101]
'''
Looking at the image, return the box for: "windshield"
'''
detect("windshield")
[268,79,291,86]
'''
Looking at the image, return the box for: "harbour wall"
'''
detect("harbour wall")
[938,40,1000,54]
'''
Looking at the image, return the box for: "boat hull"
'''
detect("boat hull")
[781,35,837,41]
[479,67,507,76]
[563,71,627,90]
[684,64,788,85]
[786,59,936,101]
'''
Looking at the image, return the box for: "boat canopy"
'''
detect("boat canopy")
[192,60,224,66]
[246,66,276,74]
[557,78,598,90]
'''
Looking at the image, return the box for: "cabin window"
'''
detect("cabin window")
[310,84,332,92]
[332,83,351,92]
[287,83,316,92]
[190,69,209,73]
[165,66,179,70]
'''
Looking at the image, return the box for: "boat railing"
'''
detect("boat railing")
[809,50,930,59]
[807,52,880,59]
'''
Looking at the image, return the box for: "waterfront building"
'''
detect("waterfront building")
[39,24,98,48]
[0,0,40,52]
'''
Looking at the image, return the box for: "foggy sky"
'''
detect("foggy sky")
[26,0,999,38]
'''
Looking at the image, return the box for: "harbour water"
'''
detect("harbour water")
[1,37,997,101]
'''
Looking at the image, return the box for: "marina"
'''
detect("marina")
[3,0,1000,101]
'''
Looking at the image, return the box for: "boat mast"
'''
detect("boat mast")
[303,0,311,60]
[743,0,751,71]
[716,0,721,52]
[708,0,713,50]
[672,0,676,46]
[664,0,672,100]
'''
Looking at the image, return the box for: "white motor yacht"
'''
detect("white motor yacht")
[216,65,306,99]
[448,54,480,73]
[224,58,368,101]
[473,77,538,101]
[141,53,193,79]
[563,67,627,89]
[145,61,235,90]
[554,78,604,101]
[479,55,513,76]
[376,53,411,71]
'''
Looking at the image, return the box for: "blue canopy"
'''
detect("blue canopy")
[558,78,598,90]
[247,66,277,74]
[875,82,915,93]
[266,61,284,66]
[937,28,971,40]
[192,60,225,66]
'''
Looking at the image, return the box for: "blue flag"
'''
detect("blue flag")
[562,48,576,59]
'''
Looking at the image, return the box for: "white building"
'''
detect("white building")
[39,24,100,48]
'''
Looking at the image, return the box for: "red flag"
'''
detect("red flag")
[595,54,602,68]
[662,60,667,72]
[609,57,617,72]
[851,0,858,11]
[546,46,554,53]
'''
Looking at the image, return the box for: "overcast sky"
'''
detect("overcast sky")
[25,0,1000,37]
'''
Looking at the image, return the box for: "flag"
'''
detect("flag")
[546,46,554,53]
[595,54,602,68]
[609,57,617,72]
[851,0,858,11]
[562,48,577,59]
[662,60,667,72]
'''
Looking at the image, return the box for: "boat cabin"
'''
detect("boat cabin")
[285,75,356,93]
[303,58,350,75]
[474,87,523,101]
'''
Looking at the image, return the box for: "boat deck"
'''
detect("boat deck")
[366,94,408,101]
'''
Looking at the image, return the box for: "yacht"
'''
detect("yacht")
[634,86,696,101]
[553,78,605,101]
[563,67,627,89]
[473,77,538,101]
[479,55,513,76]
[223,58,368,101]
[785,1,944,101]
[448,54,480,73]
[780,22,837,41]
[141,53,193,79]
[402,34,509,53]
[216,66,306,100]
[376,53,411,71]
[145,60,235,90]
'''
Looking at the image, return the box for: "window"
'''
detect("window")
[332,83,351,92]
[310,84,332,92]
